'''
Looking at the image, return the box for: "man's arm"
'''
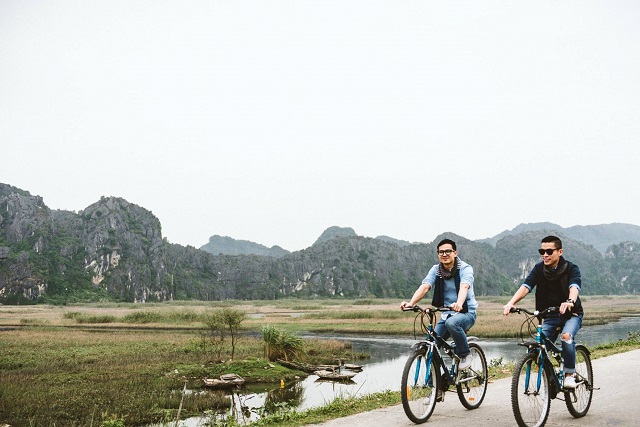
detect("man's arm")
[503,285,530,315]
[400,282,432,309]
[451,283,470,312]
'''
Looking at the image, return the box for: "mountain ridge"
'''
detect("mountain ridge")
[2,182,639,303]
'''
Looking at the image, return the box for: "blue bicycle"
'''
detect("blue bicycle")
[401,306,488,423]
[509,306,594,427]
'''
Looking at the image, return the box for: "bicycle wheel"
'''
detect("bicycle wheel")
[456,342,488,409]
[565,345,593,418]
[401,348,440,424]
[511,352,551,427]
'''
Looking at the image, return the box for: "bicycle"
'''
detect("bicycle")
[400,305,488,424]
[509,306,595,427]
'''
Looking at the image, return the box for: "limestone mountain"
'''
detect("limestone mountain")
[200,235,289,257]
[481,222,640,254]
[1,182,638,304]
[313,226,358,245]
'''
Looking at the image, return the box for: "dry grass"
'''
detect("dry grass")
[2,295,639,336]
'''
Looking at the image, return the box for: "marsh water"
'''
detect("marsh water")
[175,316,640,426]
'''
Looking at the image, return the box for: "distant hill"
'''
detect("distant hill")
[1,182,639,304]
[374,235,412,247]
[313,226,358,245]
[200,235,289,257]
[480,222,640,254]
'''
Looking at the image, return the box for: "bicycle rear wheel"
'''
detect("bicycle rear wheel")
[565,345,593,417]
[456,342,488,409]
[511,352,551,427]
[401,348,439,424]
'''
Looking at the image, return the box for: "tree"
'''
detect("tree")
[202,308,245,361]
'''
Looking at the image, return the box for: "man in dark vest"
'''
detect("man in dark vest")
[401,238,478,370]
[503,235,584,389]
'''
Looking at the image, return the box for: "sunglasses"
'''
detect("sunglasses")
[538,248,559,256]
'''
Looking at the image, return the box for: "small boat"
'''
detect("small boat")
[343,364,363,371]
[313,369,357,381]
[277,359,340,373]
[203,373,246,389]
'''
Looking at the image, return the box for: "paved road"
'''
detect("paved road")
[305,349,640,426]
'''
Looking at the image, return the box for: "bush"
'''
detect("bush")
[261,325,305,362]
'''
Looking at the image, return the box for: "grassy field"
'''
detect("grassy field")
[1,295,639,426]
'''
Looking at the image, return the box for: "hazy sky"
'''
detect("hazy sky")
[2,1,639,252]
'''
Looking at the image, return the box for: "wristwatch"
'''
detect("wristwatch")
[566,298,575,304]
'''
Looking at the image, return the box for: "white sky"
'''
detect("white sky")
[2,1,639,252]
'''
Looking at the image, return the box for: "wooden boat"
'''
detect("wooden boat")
[343,364,363,371]
[277,359,340,373]
[203,373,246,389]
[313,369,357,381]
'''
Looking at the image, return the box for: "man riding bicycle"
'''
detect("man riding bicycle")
[401,238,478,370]
[503,235,584,389]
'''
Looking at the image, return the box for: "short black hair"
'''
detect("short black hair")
[541,235,562,249]
[437,238,457,251]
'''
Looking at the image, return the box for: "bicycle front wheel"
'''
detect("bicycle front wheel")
[456,342,488,409]
[565,345,593,418]
[401,348,439,424]
[511,352,551,427]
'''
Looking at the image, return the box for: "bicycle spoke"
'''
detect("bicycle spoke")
[457,343,488,409]
[401,350,439,423]
[565,345,593,418]
[511,354,551,427]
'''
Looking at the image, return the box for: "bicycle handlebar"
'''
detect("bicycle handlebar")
[509,306,559,317]
[402,305,453,313]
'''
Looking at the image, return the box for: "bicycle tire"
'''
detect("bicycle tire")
[564,345,593,418]
[401,348,440,424]
[456,342,488,409]
[511,352,551,427]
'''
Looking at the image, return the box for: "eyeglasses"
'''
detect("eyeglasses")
[437,249,455,256]
[538,248,559,256]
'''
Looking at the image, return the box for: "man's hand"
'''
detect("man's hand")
[503,303,514,316]
[450,302,463,312]
[559,301,574,315]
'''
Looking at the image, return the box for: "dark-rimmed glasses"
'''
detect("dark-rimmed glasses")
[437,249,455,256]
[538,248,558,256]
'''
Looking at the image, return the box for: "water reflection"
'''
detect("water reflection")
[171,316,640,426]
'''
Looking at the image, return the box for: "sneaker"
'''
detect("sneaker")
[564,375,577,389]
[458,354,473,370]
[423,389,444,405]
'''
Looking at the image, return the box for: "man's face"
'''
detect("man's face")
[540,242,563,268]
[437,244,457,268]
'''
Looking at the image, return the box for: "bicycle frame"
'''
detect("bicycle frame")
[519,322,565,396]
[408,307,465,387]
[402,305,488,423]
[512,306,579,397]
[509,305,595,427]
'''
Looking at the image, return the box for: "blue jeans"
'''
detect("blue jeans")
[435,311,476,357]
[541,313,583,374]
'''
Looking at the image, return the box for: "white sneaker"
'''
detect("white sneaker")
[458,354,473,370]
[564,375,577,389]
[424,389,443,405]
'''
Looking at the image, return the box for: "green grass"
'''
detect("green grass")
[2,296,640,426]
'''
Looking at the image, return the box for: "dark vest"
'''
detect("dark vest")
[431,269,469,313]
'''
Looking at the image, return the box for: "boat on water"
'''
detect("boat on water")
[203,373,246,389]
[343,363,363,371]
[313,369,358,381]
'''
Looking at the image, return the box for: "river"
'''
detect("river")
[174,315,640,426]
